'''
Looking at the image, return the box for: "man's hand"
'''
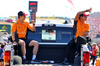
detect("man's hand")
[74,8,92,21]
[13,41,18,45]
[87,8,92,13]
[75,38,77,43]
[30,20,36,32]
[30,20,35,25]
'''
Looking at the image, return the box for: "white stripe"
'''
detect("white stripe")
[39,43,68,45]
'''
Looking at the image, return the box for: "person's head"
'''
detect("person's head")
[64,21,68,24]
[1,44,5,49]
[98,43,100,47]
[92,42,97,48]
[18,11,28,20]
[79,13,90,21]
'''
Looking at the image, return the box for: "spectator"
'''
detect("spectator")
[97,43,100,56]
[0,44,5,60]
[87,44,91,51]
[0,44,5,66]
[90,42,97,66]
[63,21,68,24]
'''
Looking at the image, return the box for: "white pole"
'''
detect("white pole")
[10,44,13,66]
[81,45,83,66]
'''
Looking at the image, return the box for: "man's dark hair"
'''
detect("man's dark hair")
[18,11,23,18]
[1,44,5,48]
[17,11,27,19]
[79,14,84,19]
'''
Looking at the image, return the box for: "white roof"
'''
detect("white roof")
[34,23,73,28]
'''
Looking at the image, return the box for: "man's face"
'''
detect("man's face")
[98,43,100,47]
[92,44,96,49]
[20,15,26,20]
[83,16,87,21]
[80,16,87,21]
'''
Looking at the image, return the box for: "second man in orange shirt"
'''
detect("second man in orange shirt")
[62,8,92,64]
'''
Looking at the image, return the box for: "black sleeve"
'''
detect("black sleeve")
[73,21,78,36]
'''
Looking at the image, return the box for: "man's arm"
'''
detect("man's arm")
[11,32,18,44]
[75,31,89,43]
[11,32,16,41]
[82,31,89,37]
[74,8,92,21]
[29,20,36,32]
[30,24,36,32]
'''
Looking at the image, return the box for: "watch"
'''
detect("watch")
[86,10,88,12]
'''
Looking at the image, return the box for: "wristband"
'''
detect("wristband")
[86,10,88,12]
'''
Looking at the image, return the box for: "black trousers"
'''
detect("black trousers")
[76,36,87,54]
[90,55,96,65]
[65,36,86,63]
[65,38,76,63]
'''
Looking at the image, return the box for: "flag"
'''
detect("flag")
[67,0,74,10]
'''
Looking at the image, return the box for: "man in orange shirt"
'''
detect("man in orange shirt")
[11,11,39,63]
[62,8,92,64]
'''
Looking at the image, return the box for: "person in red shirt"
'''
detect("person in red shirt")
[90,42,97,65]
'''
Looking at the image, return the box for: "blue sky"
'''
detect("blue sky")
[0,0,100,18]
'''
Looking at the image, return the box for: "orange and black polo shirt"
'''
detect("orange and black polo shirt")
[11,20,32,38]
[74,20,90,38]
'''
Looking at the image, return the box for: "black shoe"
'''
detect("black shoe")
[62,58,69,65]
[75,52,79,57]
[91,63,94,65]
[22,59,27,64]
[31,59,41,64]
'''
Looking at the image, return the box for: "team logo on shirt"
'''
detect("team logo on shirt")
[18,26,20,28]
[84,25,86,28]
[24,26,27,28]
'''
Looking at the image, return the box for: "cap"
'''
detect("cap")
[18,11,28,16]
[91,42,96,46]
[80,13,90,17]
[83,13,90,16]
